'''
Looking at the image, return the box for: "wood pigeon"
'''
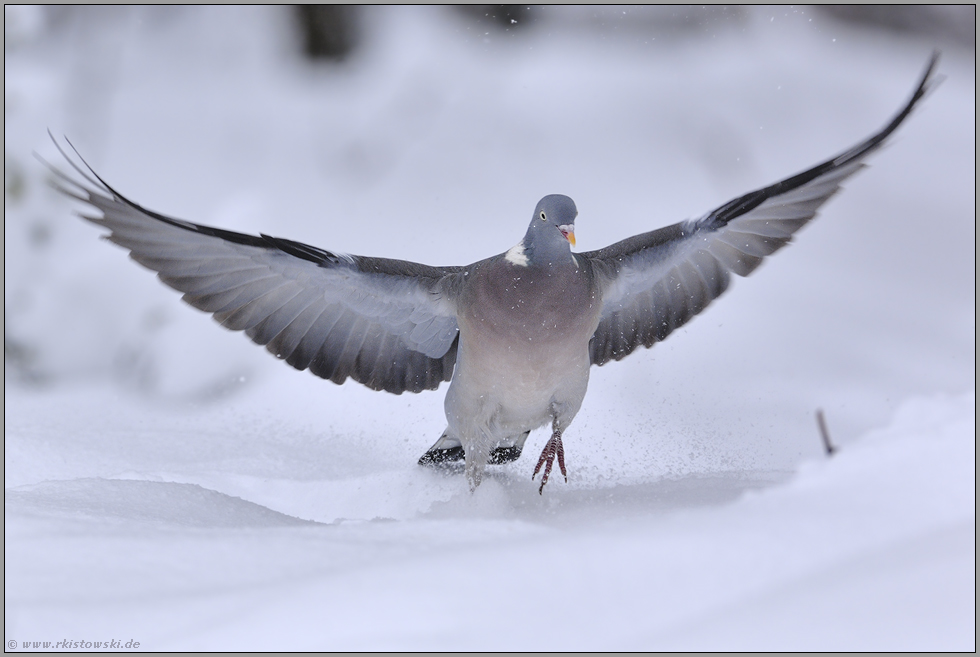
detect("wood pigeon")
[46,53,939,492]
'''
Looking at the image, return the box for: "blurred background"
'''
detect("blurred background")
[5,4,974,391]
[4,7,975,649]
[4,5,975,468]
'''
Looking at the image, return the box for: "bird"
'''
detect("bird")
[47,53,939,493]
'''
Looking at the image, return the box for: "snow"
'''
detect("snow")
[5,6,975,651]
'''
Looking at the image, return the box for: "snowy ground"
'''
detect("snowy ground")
[5,6,975,651]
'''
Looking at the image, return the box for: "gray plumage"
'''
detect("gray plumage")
[46,53,939,491]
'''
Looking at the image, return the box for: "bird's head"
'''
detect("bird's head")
[521,194,577,266]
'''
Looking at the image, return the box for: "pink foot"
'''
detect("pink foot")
[532,431,567,494]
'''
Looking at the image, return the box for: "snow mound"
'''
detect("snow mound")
[6,478,315,528]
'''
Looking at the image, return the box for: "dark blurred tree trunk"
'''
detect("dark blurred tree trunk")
[816,5,975,48]
[294,5,359,61]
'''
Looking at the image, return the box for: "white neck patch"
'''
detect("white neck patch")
[505,242,529,267]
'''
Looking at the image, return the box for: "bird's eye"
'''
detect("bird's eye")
[540,211,547,221]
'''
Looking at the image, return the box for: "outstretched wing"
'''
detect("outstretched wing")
[47,142,463,394]
[584,52,940,367]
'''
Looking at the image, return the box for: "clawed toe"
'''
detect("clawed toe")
[532,431,567,494]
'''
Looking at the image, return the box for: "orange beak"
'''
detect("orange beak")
[559,225,576,247]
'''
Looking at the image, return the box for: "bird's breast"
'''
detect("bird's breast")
[448,260,599,425]
[460,260,600,350]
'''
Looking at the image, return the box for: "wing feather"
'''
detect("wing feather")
[47,142,464,394]
[584,53,939,366]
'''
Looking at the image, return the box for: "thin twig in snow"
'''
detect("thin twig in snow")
[815,408,836,456]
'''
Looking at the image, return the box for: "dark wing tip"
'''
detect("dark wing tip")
[35,132,106,198]
[702,51,941,232]
[857,49,941,155]
[39,133,349,266]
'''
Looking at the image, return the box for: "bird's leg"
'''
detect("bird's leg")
[532,421,568,494]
